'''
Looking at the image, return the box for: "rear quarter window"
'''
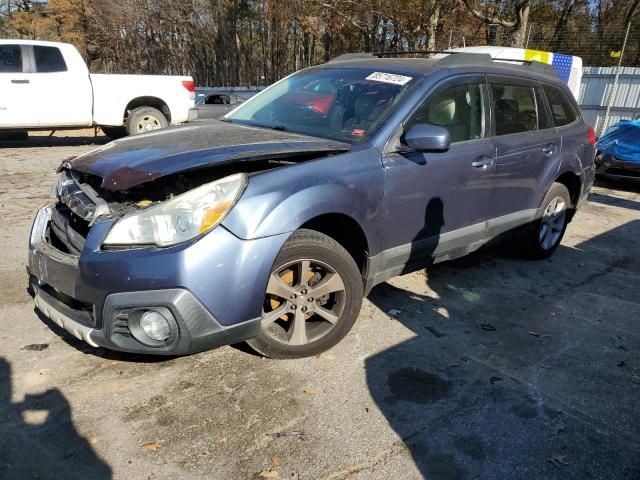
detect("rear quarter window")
[543,85,578,127]
[0,45,22,73]
[34,46,67,73]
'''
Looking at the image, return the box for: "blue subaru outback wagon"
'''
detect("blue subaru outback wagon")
[28,52,596,358]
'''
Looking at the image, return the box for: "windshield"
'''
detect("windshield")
[225,67,419,144]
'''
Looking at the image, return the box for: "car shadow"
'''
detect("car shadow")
[588,191,640,212]
[365,200,640,478]
[594,176,640,194]
[0,134,111,149]
[0,357,112,479]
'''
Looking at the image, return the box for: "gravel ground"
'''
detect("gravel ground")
[1,131,639,480]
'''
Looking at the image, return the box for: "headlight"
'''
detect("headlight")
[103,173,246,247]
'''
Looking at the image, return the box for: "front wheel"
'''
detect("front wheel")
[519,182,571,259]
[246,229,363,359]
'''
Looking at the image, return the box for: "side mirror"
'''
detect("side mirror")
[403,124,451,152]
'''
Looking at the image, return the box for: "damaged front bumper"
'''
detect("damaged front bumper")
[28,204,286,355]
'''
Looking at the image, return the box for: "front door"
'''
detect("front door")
[0,44,38,128]
[380,75,495,274]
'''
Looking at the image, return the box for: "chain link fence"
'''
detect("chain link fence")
[439,22,640,133]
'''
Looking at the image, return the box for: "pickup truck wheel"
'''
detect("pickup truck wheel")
[101,126,127,139]
[126,106,168,135]
[519,183,571,260]
[246,229,363,359]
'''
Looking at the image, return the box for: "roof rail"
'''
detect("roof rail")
[372,50,460,57]
[327,50,559,79]
[328,53,376,63]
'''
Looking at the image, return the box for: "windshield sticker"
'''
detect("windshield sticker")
[365,72,413,85]
[351,128,366,137]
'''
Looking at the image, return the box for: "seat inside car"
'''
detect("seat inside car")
[427,96,469,142]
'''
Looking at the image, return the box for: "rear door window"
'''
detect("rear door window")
[0,45,23,73]
[33,46,67,73]
[491,83,539,135]
[543,85,577,127]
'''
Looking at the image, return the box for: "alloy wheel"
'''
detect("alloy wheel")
[539,196,567,250]
[261,259,346,346]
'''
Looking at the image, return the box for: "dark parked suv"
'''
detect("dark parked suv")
[28,52,596,358]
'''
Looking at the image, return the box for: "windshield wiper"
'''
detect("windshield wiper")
[242,122,289,132]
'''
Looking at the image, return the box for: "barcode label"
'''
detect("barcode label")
[365,72,413,85]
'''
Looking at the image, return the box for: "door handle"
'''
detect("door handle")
[542,144,556,155]
[471,156,494,169]
[11,79,29,84]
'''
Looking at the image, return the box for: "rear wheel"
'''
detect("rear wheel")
[519,182,571,259]
[246,229,363,359]
[101,126,127,139]
[125,106,168,136]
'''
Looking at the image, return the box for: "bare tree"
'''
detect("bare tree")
[460,0,531,47]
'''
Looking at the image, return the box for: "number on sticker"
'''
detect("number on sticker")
[365,72,413,86]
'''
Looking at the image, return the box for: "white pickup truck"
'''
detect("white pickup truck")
[0,40,196,137]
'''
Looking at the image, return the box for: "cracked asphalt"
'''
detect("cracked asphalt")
[1,131,639,479]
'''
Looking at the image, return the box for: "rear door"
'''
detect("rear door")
[0,44,38,127]
[486,75,560,236]
[30,44,92,127]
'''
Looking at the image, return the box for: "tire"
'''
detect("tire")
[246,229,363,359]
[519,182,571,260]
[125,106,168,136]
[101,126,127,139]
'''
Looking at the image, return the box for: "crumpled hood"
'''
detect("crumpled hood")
[65,120,351,190]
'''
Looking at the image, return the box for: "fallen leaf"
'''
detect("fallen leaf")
[303,389,315,396]
[216,437,227,444]
[548,454,569,467]
[142,441,162,451]
[388,309,402,316]
[21,343,49,351]
[271,456,279,467]
[258,470,278,478]
[528,330,540,337]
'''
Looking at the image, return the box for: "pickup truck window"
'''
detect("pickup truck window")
[0,45,22,73]
[34,46,67,73]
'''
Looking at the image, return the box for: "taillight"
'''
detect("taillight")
[587,126,596,145]
[181,80,195,92]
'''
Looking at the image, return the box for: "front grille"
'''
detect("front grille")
[112,310,132,337]
[49,204,90,255]
[47,169,108,255]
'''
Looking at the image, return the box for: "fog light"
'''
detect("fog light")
[140,311,171,341]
